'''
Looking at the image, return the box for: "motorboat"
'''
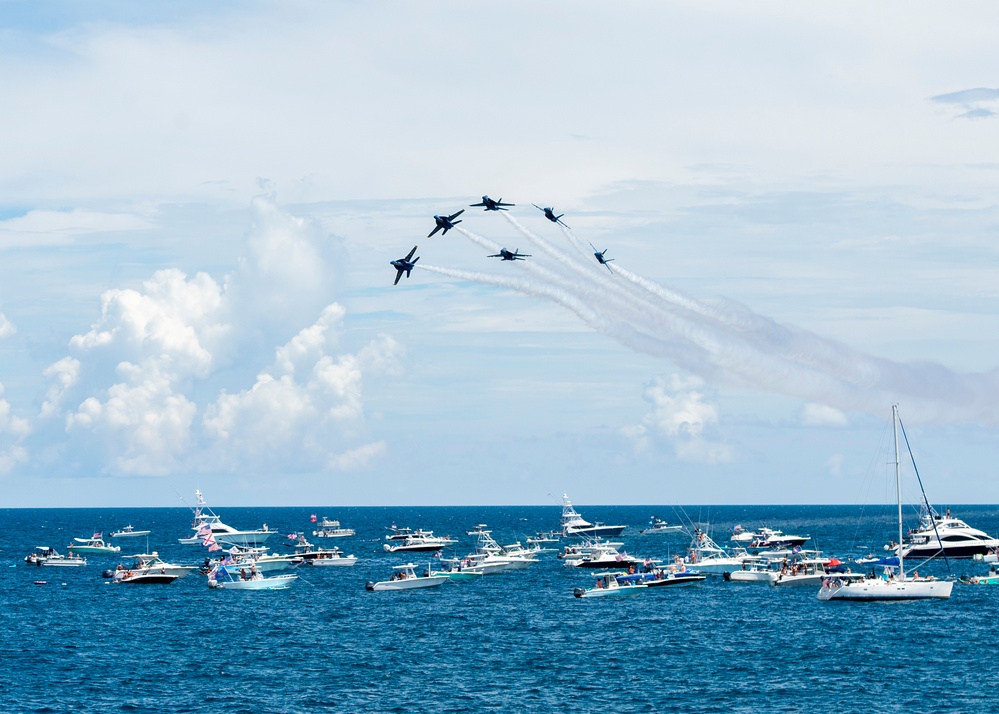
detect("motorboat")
[573,571,647,598]
[67,533,120,555]
[960,563,999,585]
[208,546,301,577]
[888,509,999,559]
[312,517,355,538]
[365,563,448,591]
[639,517,683,535]
[526,531,562,545]
[207,566,297,590]
[730,526,809,551]
[108,564,178,585]
[110,525,151,538]
[559,494,625,538]
[24,546,87,567]
[429,558,484,582]
[818,406,954,602]
[457,526,538,574]
[292,537,357,566]
[684,528,753,574]
[178,490,274,548]
[559,540,640,569]
[768,553,836,587]
[114,552,195,579]
[619,567,706,588]
[383,534,457,553]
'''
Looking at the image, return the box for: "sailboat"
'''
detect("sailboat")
[818,405,953,602]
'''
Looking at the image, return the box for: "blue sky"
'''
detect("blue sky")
[1,2,998,507]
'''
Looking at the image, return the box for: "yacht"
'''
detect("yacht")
[730,526,809,551]
[558,539,639,569]
[559,494,625,538]
[312,517,355,538]
[67,534,120,555]
[889,509,999,559]
[178,490,274,548]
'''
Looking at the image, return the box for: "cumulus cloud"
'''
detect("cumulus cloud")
[36,198,395,477]
[930,87,999,120]
[625,374,733,464]
[0,312,14,339]
[0,384,31,475]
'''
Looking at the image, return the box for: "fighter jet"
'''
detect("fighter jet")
[488,248,531,261]
[470,195,514,211]
[533,204,568,228]
[390,245,420,285]
[589,242,614,272]
[428,209,464,237]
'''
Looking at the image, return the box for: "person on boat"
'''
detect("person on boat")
[240,568,248,580]
[595,579,603,589]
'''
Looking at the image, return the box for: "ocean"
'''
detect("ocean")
[1,503,996,713]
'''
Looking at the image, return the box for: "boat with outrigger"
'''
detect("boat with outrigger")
[179,489,274,548]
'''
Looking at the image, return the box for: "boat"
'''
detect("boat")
[110,525,151,538]
[639,517,683,535]
[207,566,297,590]
[383,534,457,553]
[558,539,640,569]
[429,558,485,582]
[178,490,274,548]
[818,405,954,602]
[526,531,562,545]
[108,564,178,585]
[559,494,625,538]
[24,546,87,567]
[960,563,999,585]
[312,517,356,539]
[684,528,753,574]
[887,507,999,559]
[365,563,448,591]
[767,552,837,587]
[457,526,538,574]
[619,565,706,588]
[208,546,301,577]
[573,571,647,598]
[292,537,358,566]
[110,553,195,579]
[730,526,810,551]
[67,533,120,555]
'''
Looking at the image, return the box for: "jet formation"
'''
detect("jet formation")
[391,195,616,284]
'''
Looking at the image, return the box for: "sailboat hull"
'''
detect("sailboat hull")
[818,577,953,601]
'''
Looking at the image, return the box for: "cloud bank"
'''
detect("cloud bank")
[26,198,399,478]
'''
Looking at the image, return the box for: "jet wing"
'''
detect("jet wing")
[393,269,404,286]
[428,224,442,238]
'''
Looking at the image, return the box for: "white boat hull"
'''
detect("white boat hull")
[574,583,646,598]
[366,575,448,591]
[818,577,953,601]
[209,574,298,590]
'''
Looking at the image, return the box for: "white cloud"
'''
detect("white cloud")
[0,384,31,475]
[40,198,390,477]
[801,403,849,427]
[0,312,15,339]
[625,374,733,464]
[0,209,153,248]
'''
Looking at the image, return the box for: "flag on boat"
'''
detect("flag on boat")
[310,514,317,523]
[287,532,298,540]
[793,546,802,554]
[197,523,211,539]
[222,555,234,566]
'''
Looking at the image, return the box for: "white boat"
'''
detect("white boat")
[179,490,274,548]
[210,546,300,577]
[110,525,151,538]
[730,526,810,551]
[559,494,625,538]
[888,508,999,559]
[573,571,647,598]
[117,552,195,579]
[526,531,562,545]
[458,526,538,574]
[768,553,835,587]
[818,406,954,602]
[207,566,297,590]
[559,540,640,569]
[430,558,485,581]
[292,537,358,566]
[639,517,683,535]
[365,563,448,591]
[67,533,121,555]
[24,546,87,567]
[312,517,356,538]
[684,528,753,574]
[108,563,179,585]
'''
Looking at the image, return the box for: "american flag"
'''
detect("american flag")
[310,514,317,523]
[197,523,212,538]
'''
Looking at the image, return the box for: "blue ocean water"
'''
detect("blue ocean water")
[2,503,997,713]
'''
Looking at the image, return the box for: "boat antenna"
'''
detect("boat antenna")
[897,413,952,576]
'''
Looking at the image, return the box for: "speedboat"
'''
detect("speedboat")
[457,526,538,574]
[110,525,151,538]
[619,567,705,588]
[559,540,639,569]
[684,528,753,574]
[639,517,683,535]
[209,546,300,577]
[67,533,120,555]
[114,552,195,578]
[207,566,297,590]
[768,553,835,587]
[430,558,485,582]
[108,563,178,585]
[24,546,87,567]
[889,508,999,559]
[312,517,355,538]
[178,490,274,548]
[292,537,357,566]
[961,563,999,585]
[559,494,625,538]
[365,563,448,591]
[731,526,809,551]
[573,571,647,598]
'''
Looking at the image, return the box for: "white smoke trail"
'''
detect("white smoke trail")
[426,220,999,425]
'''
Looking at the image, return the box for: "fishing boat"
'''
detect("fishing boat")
[365,563,448,591]
[559,494,625,538]
[684,528,753,574]
[67,533,120,555]
[207,566,297,590]
[311,517,356,538]
[110,525,151,538]
[639,517,683,535]
[179,490,274,548]
[457,526,538,574]
[818,405,954,602]
[108,553,195,579]
[559,539,640,569]
[573,571,647,598]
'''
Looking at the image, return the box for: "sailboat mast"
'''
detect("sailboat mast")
[893,404,904,578]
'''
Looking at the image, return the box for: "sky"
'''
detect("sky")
[1,1,998,508]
